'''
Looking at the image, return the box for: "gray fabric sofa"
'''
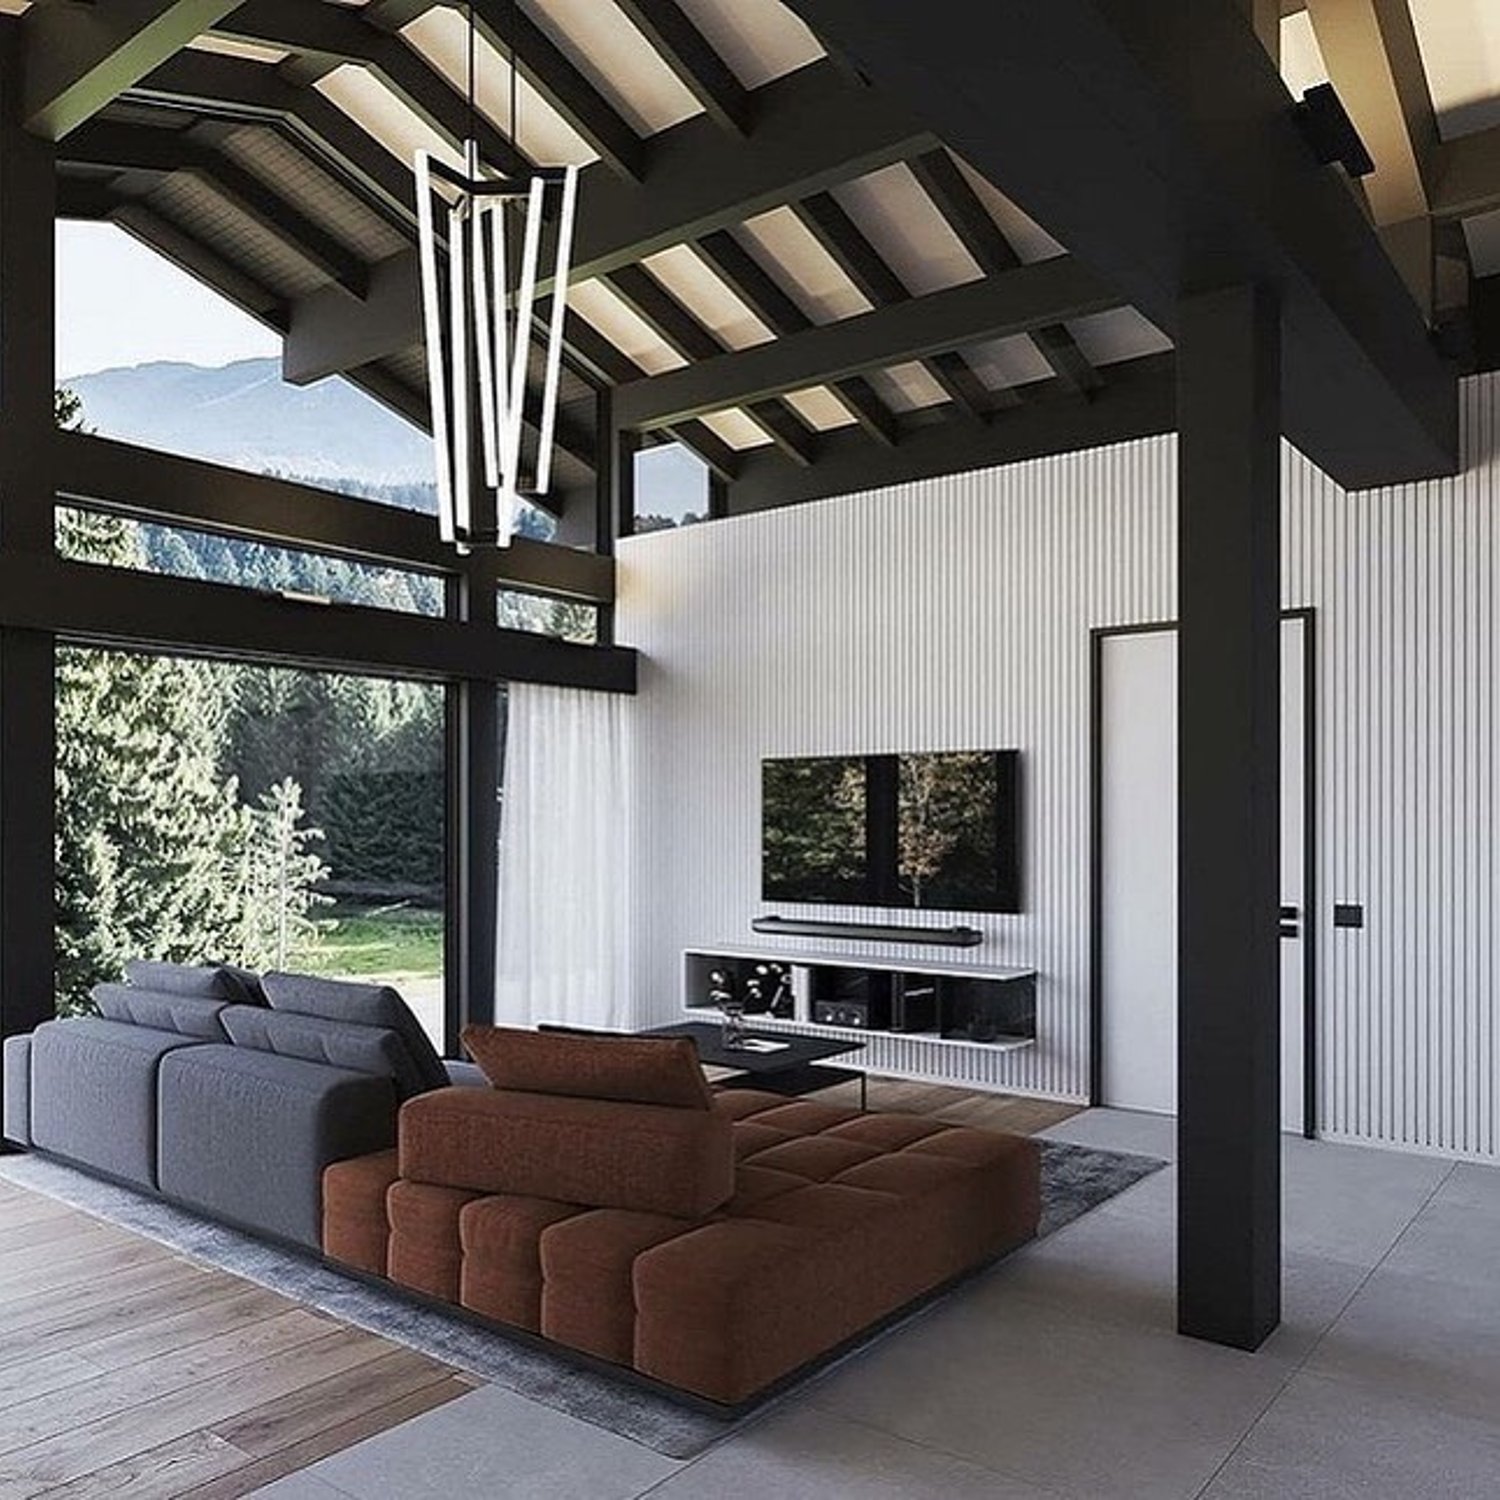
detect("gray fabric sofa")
[1,961,473,1250]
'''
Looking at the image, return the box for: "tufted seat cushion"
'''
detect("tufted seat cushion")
[323,1083,1041,1406]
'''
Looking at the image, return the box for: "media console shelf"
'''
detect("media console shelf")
[682,948,1038,1053]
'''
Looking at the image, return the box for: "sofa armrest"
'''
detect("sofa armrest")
[2,1034,32,1147]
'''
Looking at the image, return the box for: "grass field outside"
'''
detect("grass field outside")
[309,900,444,984]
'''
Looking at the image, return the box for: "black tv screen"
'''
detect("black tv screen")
[762,751,1021,912]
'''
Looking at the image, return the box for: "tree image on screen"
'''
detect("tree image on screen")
[763,758,868,902]
[897,753,998,908]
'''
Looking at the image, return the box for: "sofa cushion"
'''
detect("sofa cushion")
[221,1006,428,1101]
[91,983,229,1041]
[124,961,263,1006]
[460,1026,714,1111]
[263,973,447,1093]
[323,1150,399,1276]
[29,1017,204,1190]
[400,1085,735,1219]
[158,1044,398,1249]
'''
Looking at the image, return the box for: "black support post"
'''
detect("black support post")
[1176,283,1283,1350]
[0,23,58,1143]
[448,563,501,1050]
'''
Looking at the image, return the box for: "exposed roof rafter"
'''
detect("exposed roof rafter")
[21,0,242,140]
[612,0,752,136]
[64,119,372,299]
[910,149,1102,395]
[792,190,989,420]
[269,59,934,384]
[605,264,822,467]
[615,255,1125,431]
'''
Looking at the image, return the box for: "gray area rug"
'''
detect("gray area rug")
[0,1139,1161,1461]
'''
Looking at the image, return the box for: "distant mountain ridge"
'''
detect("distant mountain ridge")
[63,358,435,490]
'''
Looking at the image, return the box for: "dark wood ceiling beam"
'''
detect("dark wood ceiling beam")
[793,191,993,420]
[63,120,371,299]
[925,349,997,420]
[1303,0,1438,222]
[724,353,1176,514]
[780,0,1455,488]
[210,0,533,178]
[271,59,934,382]
[1433,123,1500,221]
[605,263,821,466]
[662,422,741,483]
[695,229,899,446]
[910,148,1102,394]
[612,0,752,136]
[20,0,242,139]
[470,1,645,180]
[133,52,421,231]
[615,256,1124,430]
[110,200,289,327]
[355,0,648,178]
[56,173,127,221]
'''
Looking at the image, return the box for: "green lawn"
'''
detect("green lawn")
[309,902,444,982]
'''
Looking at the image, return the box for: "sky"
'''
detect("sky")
[55,220,280,381]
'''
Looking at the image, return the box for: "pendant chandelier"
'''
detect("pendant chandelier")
[414,1,579,551]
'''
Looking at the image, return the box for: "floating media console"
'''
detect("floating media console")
[684,947,1038,1053]
[750,915,984,947]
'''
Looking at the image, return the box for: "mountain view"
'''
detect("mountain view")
[65,357,439,506]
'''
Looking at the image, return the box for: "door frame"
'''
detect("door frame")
[1087,607,1318,1138]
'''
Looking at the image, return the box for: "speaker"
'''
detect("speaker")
[810,967,892,1030]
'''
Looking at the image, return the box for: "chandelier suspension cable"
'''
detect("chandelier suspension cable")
[414,0,578,550]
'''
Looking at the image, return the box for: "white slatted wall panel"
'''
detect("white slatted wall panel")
[619,436,1178,1101]
[618,372,1500,1151]
[1285,372,1500,1159]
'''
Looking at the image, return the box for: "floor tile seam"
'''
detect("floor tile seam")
[1188,1157,1461,1499]
[789,1396,1082,1498]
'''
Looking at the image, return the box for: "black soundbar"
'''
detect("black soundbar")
[751,915,984,947]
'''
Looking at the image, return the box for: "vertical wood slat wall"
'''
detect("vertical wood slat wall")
[619,372,1500,1159]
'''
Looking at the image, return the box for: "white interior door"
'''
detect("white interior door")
[1100,631,1179,1115]
[1099,620,1308,1129]
[1279,618,1308,1134]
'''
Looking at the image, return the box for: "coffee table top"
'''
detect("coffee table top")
[644,1021,866,1074]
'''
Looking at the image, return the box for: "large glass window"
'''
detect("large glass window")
[497,588,601,644]
[632,442,713,532]
[55,505,447,617]
[56,222,439,513]
[56,646,449,1050]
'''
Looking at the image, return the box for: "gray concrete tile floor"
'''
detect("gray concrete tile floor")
[255,1110,1498,1500]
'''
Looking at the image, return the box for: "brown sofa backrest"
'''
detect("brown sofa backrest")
[398,1086,735,1219]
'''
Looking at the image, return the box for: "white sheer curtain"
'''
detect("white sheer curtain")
[495,683,635,1029]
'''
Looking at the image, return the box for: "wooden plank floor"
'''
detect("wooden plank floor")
[0,1176,475,1500]
[0,1084,1075,1498]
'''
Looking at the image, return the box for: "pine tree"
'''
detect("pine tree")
[233,777,332,971]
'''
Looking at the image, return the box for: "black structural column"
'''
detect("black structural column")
[1177,282,1283,1349]
[448,563,501,1052]
[0,21,59,1144]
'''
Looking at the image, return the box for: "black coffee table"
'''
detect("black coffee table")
[644,1021,869,1110]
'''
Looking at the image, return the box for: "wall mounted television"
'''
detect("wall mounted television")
[761,751,1021,913]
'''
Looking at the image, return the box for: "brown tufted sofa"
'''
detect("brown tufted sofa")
[322,1031,1041,1408]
